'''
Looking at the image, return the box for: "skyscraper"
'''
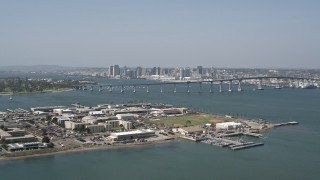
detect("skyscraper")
[109,66,114,77]
[136,66,142,77]
[113,65,120,77]
[197,66,203,75]
[156,67,161,76]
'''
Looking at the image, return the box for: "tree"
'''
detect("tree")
[42,136,50,143]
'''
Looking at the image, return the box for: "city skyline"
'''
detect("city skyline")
[1,0,320,68]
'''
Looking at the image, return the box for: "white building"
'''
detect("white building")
[177,126,204,136]
[116,114,137,121]
[65,121,88,130]
[7,142,43,152]
[216,122,242,130]
[82,116,98,124]
[88,111,105,116]
[55,116,70,125]
[120,121,132,130]
[109,129,155,141]
[53,109,74,115]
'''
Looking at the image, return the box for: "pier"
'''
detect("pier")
[200,137,264,151]
[230,142,264,150]
[274,121,299,127]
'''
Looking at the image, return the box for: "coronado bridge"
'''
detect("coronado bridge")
[73,76,319,93]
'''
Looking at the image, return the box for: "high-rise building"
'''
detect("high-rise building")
[197,66,203,75]
[179,68,184,80]
[127,70,136,79]
[136,66,142,77]
[184,67,191,77]
[109,66,114,77]
[123,66,127,77]
[156,67,161,76]
[113,65,120,77]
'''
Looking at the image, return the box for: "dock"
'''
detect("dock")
[217,132,263,138]
[200,137,264,151]
[243,132,263,138]
[230,142,264,150]
[274,121,299,127]
[216,132,243,138]
[180,136,206,142]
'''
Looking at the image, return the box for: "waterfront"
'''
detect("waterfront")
[0,81,320,180]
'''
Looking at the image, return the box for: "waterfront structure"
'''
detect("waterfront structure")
[109,129,155,141]
[177,126,204,136]
[7,142,44,152]
[216,122,242,130]
[4,135,37,144]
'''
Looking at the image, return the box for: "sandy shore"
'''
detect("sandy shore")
[0,138,178,162]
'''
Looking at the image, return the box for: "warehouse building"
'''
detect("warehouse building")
[109,129,155,141]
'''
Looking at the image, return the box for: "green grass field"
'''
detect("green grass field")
[151,114,232,127]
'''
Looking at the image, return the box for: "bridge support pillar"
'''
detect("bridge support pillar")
[258,79,264,90]
[109,85,113,92]
[174,84,177,93]
[275,78,281,89]
[187,82,190,93]
[238,80,242,92]
[147,85,149,93]
[133,86,136,93]
[210,81,213,93]
[99,86,102,92]
[219,81,223,93]
[160,85,163,93]
[228,80,232,92]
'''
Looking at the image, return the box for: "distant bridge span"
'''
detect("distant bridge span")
[73,76,319,93]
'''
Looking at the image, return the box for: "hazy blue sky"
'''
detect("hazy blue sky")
[0,0,319,68]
